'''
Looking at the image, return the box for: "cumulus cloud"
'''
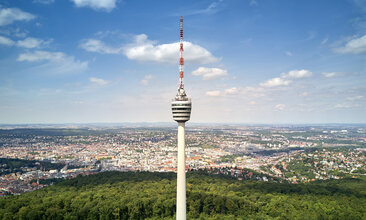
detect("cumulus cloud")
[282,69,312,79]
[0,36,50,48]
[89,77,110,86]
[0,7,35,26]
[140,75,153,85]
[79,34,219,64]
[80,34,219,64]
[334,103,353,109]
[192,67,227,80]
[259,69,312,88]
[334,34,366,54]
[17,50,88,73]
[79,39,122,54]
[70,0,117,12]
[0,35,15,46]
[207,69,312,100]
[207,86,266,98]
[33,0,55,4]
[18,50,62,62]
[322,72,346,78]
[275,104,286,111]
[206,90,221,97]
[16,37,50,48]
[224,87,239,95]
[260,77,291,87]
[124,34,219,64]
[241,86,266,97]
[347,95,363,101]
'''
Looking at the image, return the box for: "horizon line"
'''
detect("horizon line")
[1,122,366,127]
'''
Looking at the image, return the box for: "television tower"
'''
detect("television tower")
[172,16,191,220]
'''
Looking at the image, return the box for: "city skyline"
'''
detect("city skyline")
[1,0,366,124]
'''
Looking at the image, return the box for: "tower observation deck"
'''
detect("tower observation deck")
[171,16,191,220]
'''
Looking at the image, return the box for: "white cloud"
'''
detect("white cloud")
[33,0,55,4]
[249,101,257,105]
[0,7,35,26]
[17,50,63,62]
[224,87,239,95]
[275,104,286,111]
[0,36,50,48]
[89,77,110,86]
[241,86,266,97]
[334,103,352,109]
[140,75,153,85]
[192,67,227,80]
[206,90,221,97]
[334,34,366,54]
[80,34,219,64]
[0,35,15,46]
[321,37,328,45]
[260,77,291,87]
[212,69,312,99]
[17,37,49,48]
[282,69,312,79]
[207,86,266,98]
[17,50,88,73]
[187,0,223,15]
[14,31,27,38]
[79,39,122,54]
[322,72,346,78]
[70,0,117,12]
[285,51,292,56]
[347,95,363,101]
[259,69,312,88]
[250,0,258,6]
[124,34,219,64]
[202,1,221,13]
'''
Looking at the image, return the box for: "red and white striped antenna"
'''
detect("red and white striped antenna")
[179,16,184,89]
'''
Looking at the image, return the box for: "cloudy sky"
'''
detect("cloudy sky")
[0,0,365,124]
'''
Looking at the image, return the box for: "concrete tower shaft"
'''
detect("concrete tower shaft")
[176,122,186,220]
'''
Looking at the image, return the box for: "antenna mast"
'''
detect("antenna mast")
[179,16,184,89]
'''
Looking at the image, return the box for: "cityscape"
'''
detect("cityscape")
[0,124,365,196]
[1,0,366,218]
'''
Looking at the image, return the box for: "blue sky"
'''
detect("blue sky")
[0,0,365,124]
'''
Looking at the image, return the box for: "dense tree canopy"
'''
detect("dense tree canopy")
[0,171,365,219]
[0,158,65,175]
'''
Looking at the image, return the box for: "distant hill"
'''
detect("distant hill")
[0,171,365,219]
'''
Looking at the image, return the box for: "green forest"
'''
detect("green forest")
[0,158,65,175]
[0,171,365,219]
